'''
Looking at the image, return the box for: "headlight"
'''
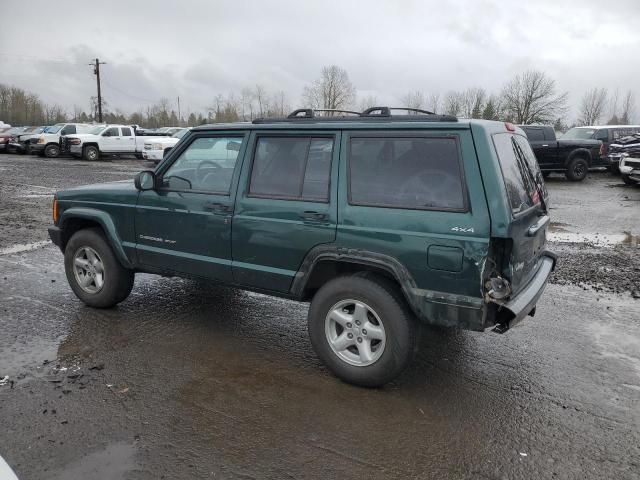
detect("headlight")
[68,138,81,145]
[152,144,164,150]
[37,135,45,144]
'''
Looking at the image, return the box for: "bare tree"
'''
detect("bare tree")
[358,95,378,112]
[620,90,636,124]
[400,91,425,112]
[254,84,268,117]
[426,93,441,113]
[459,87,486,118]
[578,88,608,125]
[302,65,356,113]
[443,91,463,116]
[500,70,568,124]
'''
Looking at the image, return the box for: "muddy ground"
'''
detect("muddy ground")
[0,153,639,480]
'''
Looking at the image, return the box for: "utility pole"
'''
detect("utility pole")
[90,58,106,122]
[177,96,181,126]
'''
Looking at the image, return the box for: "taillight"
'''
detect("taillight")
[599,143,605,156]
[52,198,59,224]
[505,122,516,132]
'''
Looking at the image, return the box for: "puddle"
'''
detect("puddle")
[548,232,639,246]
[548,222,571,233]
[50,442,137,480]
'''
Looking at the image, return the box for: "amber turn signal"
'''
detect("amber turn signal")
[52,197,59,224]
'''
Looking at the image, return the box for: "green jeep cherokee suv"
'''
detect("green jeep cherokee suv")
[48,107,556,387]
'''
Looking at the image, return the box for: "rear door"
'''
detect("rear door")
[493,133,548,293]
[338,128,490,304]
[232,131,339,292]
[119,126,136,153]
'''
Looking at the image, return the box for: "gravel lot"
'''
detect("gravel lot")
[0,153,639,480]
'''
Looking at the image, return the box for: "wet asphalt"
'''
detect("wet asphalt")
[0,154,639,480]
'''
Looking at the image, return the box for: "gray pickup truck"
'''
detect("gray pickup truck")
[519,125,604,181]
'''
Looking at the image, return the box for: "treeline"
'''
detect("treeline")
[1,67,636,130]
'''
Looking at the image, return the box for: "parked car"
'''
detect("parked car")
[519,124,603,181]
[0,126,29,153]
[142,128,190,163]
[561,125,640,173]
[32,123,99,158]
[65,124,147,160]
[48,107,556,387]
[7,126,47,154]
[613,134,640,185]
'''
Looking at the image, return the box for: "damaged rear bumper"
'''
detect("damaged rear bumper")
[492,251,557,333]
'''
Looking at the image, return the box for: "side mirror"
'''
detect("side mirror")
[134,170,156,191]
[102,131,111,137]
[163,147,173,158]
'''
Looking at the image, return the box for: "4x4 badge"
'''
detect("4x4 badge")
[450,226,474,233]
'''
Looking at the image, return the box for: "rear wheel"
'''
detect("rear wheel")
[83,145,99,161]
[64,228,135,308]
[565,157,588,181]
[307,274,416,387]
[44,143,60,158]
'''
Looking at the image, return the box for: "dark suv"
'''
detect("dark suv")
[48,107,556,387]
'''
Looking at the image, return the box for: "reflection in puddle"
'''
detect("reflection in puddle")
[51,442,137,480]
[548,231,639,246]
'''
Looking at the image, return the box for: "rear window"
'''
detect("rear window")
[524,128,544,141]
[348,136,466,211]
[493,133,544,214]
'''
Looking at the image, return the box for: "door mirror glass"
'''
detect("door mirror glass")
[135,170,156,191]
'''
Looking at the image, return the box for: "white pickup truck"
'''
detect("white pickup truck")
[33,123,100,158]
[65,124,146,160]
[141,127,190,163]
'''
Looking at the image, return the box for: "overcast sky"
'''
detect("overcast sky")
[1,0,639,121]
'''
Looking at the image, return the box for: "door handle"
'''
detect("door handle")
[542,144,549,147]
[203,201,231,213]
[301,210,328,221]
[527,215,550,236]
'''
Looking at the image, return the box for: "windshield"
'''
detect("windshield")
[88,125,106,135]
[561,127,596,140]
[47,125,64,134]
[172,129,188,139]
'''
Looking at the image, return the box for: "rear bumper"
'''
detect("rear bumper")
[7,142,24,152]
[492,251,557,333]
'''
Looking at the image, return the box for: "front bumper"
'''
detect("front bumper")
[30,144,45,153]
[69,145,82,155]
[48,226,63,250]
[0,143,7,151]
[142,149,163,161]
[492,251,557,333]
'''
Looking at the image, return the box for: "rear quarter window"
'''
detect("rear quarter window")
[348,136,466,211]
[493,133,542,214]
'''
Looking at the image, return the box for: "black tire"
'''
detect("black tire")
[565,157,589,181]
[24,144,31,155]
[135,153,143,160]
[44,143,60,158]
[307,274,416,387]
[83,145,99,161]
[621,174,636,185]
[64,228,135,308]
[542,171,550,178]
[609,164,620,175]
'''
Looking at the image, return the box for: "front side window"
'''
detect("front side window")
[249,136,333,201]
[61,125,76,135]
[103,127,119,137]
[162,136,242,193]
[349,136,465,210]
[493,133,542,214]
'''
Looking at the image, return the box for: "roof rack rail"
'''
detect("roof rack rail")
[287,108,361,118]
[361,106,436,116]
[253,107,458,124]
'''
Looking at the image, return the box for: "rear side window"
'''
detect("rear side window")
[121,127,132,136]
[349,136,465,211]
[493,133,542,214]
[524,128,544,141]
[249,137,333,201]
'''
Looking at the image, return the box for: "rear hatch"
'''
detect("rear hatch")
[493,132,549,294]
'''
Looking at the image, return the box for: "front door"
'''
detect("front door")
[232,131,339,292]
[100,126,121,153]
[135,133,247,281]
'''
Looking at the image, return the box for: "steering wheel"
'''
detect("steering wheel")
[398,169,462,208]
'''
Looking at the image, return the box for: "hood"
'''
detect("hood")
[66,133,99,140]
[57,179,138,204]
[143,136,179,144]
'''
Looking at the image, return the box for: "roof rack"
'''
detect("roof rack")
[253,107,458,124]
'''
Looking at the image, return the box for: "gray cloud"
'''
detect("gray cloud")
[1,0,639,121]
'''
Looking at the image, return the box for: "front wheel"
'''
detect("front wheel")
[83,145,99,161]
[622,174,636,185]
[307,274,416,387]
[44,143,60,158]
[64,228,135,308]
[565,157,589,181]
